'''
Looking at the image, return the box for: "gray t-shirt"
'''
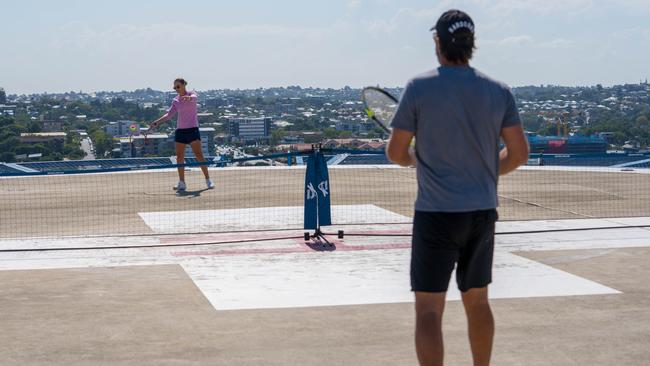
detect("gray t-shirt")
[391,66,522,212]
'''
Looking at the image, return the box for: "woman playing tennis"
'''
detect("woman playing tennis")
[150,78,214,191]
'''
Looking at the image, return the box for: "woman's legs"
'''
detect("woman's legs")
[190,140,210,180]
[175,142,186,182]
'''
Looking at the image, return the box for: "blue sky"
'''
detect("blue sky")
[2,0,649,94]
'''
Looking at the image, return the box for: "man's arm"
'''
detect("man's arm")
[386,128,416,167]
[499,124,529,175]
[387,80,417,167]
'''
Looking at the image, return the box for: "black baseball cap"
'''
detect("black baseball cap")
[431,10,475,43]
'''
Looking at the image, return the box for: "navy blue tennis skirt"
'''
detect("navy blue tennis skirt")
[174,127,201,144]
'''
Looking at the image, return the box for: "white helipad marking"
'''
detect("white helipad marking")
[519,165,650,174]
[138,205,410,233]
[1,215,649,311]
[183,250,619,310]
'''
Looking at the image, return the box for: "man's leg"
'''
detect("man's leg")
[461,287,494,366]
[411,211,462,366]
[414,291,447,366]
[457,210,497,366]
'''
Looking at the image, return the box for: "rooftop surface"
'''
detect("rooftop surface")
[0,166,649,365]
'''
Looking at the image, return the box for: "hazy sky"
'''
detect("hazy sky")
[2,0,649,94]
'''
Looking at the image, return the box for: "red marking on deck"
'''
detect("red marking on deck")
[159,229,411,246]
[337,230,412,236]
[170,236,411,257]
[159,231,303,245]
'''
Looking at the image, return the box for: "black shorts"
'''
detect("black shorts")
[174,127,201,144]
[411,209,497,293]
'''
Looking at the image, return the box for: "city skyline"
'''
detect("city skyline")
[2,0,650,94]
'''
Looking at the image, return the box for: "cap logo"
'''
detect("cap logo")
[448,21,474,34]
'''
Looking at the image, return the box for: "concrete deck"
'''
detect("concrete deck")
[1,166,649,365]
[0,219,649,365]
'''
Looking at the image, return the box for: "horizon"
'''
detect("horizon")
[5,80,649,97]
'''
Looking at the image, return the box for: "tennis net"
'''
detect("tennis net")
[1,159,649,239]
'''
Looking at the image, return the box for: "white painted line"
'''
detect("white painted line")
[497,228,650,252]
[612,158,650,168]
[2,163,39,173]
[138,204,411,234]
[327,154,350,165]
[519,165,650,174]
[496,217,650,233]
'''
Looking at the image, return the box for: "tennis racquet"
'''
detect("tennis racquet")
[143,122,156,146]
[361,86,399,134]
[362,86,424,169]
[362,86,416,148]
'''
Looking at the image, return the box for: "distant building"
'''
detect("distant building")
[20,132,67,143]
[358,141,386,151]
[281,135,305,144]
[20,132,66,150]
[41,120,64,132]
[197,112,214,118]
[140,102,159,109]
[276,103,296,115]
[320,138,386,150]
[322,139,367,149]
[214,133,228,145]
[623,140,640,153]
[597,132,616,144]
[117,134,170,158]
[0,104,16,116]
[228,117,272,143]
[105,120,138,137]
[334,120,374,134]
[205,98,223,108]
[289,143,314,151]
[528,135,607,154]
[15,153,43,162]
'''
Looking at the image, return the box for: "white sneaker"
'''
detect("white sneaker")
[174,181,186,191]
[206,179,215,189]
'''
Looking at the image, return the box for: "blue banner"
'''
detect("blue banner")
[304,151,332,230]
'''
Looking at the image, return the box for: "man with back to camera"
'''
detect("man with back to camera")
[386,9,530,366]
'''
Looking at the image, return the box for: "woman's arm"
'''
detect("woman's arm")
[149,115,167,131]
[149,101,178,130]
[180,91,198,102]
